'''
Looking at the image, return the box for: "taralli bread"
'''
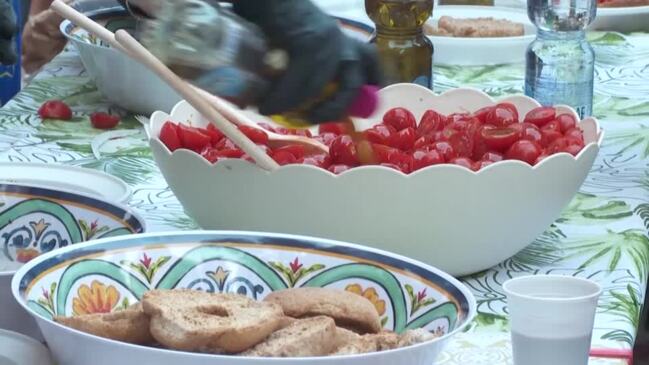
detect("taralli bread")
[398,328,439,347]
[264,287,382,334]
[54,303,154,345]
[241,316,337,357]
[142,289,284,353]
[334,330,436,355]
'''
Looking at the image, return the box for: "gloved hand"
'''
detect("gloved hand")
[0,0,17,65]
[233,0,382,123]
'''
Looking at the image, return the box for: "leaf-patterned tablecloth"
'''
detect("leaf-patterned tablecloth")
[1,31,648,365]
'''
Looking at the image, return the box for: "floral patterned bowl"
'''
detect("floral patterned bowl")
[148,84,603,277]
[0,183,145,340]
[12,231,476,365]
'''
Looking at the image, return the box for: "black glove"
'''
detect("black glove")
[234,0,382,123]
[0,0,17,65]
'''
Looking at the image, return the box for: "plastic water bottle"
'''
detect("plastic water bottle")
[525,0,596,119]
[0,0,21,106]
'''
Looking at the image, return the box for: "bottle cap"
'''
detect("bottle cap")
[348,85,379,118]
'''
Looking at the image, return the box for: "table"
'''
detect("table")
[1,31,648,364]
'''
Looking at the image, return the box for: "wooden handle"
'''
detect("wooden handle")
[114,30,279,170]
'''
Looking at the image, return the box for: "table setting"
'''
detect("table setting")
[0,0,648,364]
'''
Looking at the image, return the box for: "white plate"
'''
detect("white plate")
[0,162,131,203]
[590,5,649,32]
[426,6,536,66]
[0,329,53,365]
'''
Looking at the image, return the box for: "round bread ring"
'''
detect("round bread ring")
[264,287,382,334]
[141,289,284,353]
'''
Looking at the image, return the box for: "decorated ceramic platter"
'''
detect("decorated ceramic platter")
[0,162,131,203]
[12,231,476,365]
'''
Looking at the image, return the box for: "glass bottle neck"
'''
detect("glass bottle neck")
[375,26,424,37]
[536,28,586,41]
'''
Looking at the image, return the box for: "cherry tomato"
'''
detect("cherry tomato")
[178,124,211,152]
[472,125,492,160]
[388,127,417,151]
[546,137,569,154]
[450,157,475,170]
[562,144,583,156]
[214,137,238,151]
[506,140,542,165]
[564,128,585,146]
[472,106,494,124]
[542,120,561,132]
[271,150,298,165]
[200,146,220,163]
[413,136,432,150]
[328,164,352,174]
[519,123,543,144]
[273,144,305,160]
[205,123,225,144]
[257,122,276,132]
[497,102,519,121]
[216,148,244,158]
[318,122,352,135]
[534,153,549,165]
[364,124,396,145]
[524,106,556,127]
[481,127,519,151]
[447,113,473,124]
[90,112,120,129]
[383,107,416,131]
[556,113,577,133]
[412,149,443,171]
[417,110,445,137]
[314,132,338,147]
[290,129,312,137]
[159,121,182,152]
[302,153,332,169]
[238,125,269,145]
[448,117,480,134]
[329,135,359,166]
[481,151,504,162]
[355,140,378,165]
[474,160,494,171]
[486,104,517,127]
[387,151,413,173]
[372,143,400,164]
[433,141,457,162]
[38,100,73,120]
[541,129,562,147]
[448,132,473,158]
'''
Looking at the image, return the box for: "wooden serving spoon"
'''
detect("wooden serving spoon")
[50,0,328,154]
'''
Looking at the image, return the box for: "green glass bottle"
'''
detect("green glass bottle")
[365,0,434,89]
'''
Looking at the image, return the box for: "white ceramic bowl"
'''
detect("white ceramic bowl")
[12,231,476,365]
[425,6,536,66]
[60,9,182,115]
[148,84,602,276]
[590,5,649,32]
[0,183,145,340]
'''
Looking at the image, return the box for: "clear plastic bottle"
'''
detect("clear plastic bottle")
[365,0,434,89]
[525,0,596,119]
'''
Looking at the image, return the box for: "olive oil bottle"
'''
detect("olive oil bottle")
[365,0,434,89]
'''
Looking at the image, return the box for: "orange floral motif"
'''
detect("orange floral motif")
[72,280,120,316]
[345,284,386,316]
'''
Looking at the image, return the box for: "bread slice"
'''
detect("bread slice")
[398,328,440,347]
[241,316,337,357]
[142,289,284,353]
[54,303,154,344]
[264,287,381,334]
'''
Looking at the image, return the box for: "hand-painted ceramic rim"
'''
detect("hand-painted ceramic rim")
[12,230,477,358]
[0,184,146,276]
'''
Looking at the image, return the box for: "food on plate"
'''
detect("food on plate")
[54,288,440,357]
[90,112,121,129]
[38,100,73,120]
[241,316,338,357]
[597,0,649,7]
[54,303,154,345]
[264,287,382,334]
[425,16,525,37]
[158,104,586,173]
[141,289,284,353]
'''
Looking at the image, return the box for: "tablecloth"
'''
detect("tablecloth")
[1,30,648,364]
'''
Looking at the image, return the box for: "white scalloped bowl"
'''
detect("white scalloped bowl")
[148,84,603,276]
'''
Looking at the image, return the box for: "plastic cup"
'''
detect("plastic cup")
[503,275,602,365]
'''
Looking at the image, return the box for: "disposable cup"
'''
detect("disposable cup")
[503,275,602,365]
